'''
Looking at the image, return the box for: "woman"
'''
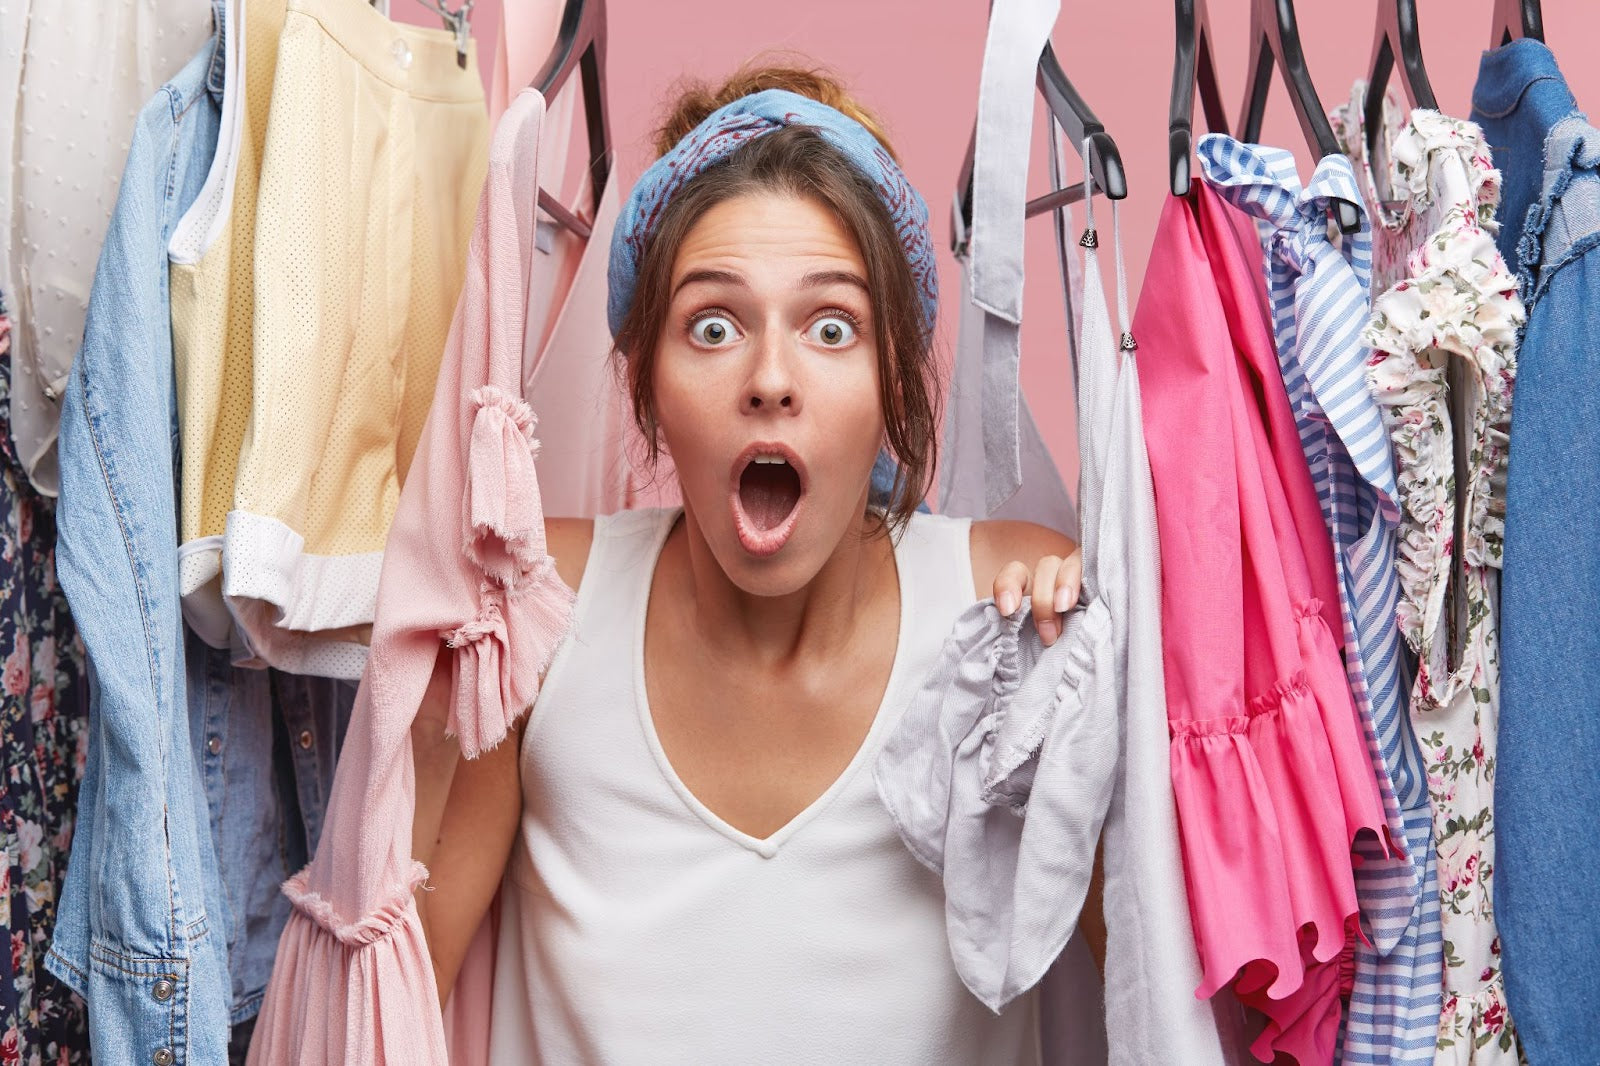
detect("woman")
[415,67,1088,1064]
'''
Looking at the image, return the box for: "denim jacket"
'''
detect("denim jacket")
[1472,39,1600,1065]
[48,9,355,1061]
[47,16,233,1064]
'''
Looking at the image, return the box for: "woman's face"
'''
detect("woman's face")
[653,190,886,596]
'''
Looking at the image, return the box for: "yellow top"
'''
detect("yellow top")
[171,0,282,647]
[174,0,488,677]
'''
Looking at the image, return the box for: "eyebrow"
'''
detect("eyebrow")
[670,268,871,299]
[672,268,745,298]
[799,269,869,293]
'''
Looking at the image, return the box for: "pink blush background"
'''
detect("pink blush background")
[395,0,1600,488]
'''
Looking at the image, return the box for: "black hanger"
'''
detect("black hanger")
[1238,0,1361,233]
[953,41,1127,254]
[530,0,612,239]
[1169,0,1228,196]
[1490,0,1544,47]
[1366,0,1438,163]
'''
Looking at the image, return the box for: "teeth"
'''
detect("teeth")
[752,456,788,465]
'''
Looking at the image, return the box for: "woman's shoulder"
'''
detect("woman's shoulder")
[545,517,596,592]
[545,509,682,593]
[966,518,1077,596]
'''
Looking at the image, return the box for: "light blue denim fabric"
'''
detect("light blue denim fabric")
[186,633,354,1026]
[1472,41,1600,1065]
[46,14,231,1064]
[47,11,359,1059]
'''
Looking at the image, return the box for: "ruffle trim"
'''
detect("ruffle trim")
[1389,112,1505,233]
[444,387,577,759]
[441,561,574,760]
[1168,614,1379,1007]
[980,599,1108,812]
[1332,87,1505,240]
[1511,132,1599,307]
[1241,941,1351,1066]
[247,864,448,1065]
[1364,221,1522,650]
[281,861,430,947]
[464,385,546,589]
[1436,972,1522,1064]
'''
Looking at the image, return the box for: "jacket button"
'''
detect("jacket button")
[152,1049,175,1066]
[206,736,222,756]
[152,978,175,1002]
[298,730,314,750]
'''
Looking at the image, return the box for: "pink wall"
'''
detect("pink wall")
[396,0,1600,489]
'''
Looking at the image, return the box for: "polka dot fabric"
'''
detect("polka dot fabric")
[0,0,213,496]
[173,0,284,649]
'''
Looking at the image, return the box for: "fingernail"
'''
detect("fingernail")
[998,592,1017,616]
[1054,586,1074,613]
[1039,618,1059,645]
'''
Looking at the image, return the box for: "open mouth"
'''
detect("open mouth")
[739,457,802,531]
[730,444,806,557]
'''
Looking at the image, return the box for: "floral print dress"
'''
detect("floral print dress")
[0,288,90,1064]
[1334,89,1525,1064]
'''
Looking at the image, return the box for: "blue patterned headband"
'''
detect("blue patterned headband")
[607,88,939,337]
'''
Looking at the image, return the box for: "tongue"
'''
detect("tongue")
[739,462,801,531]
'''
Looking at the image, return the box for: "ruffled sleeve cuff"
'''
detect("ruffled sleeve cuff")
[443,386,575,760]
[1243,952,1349,1066]
[1169,601,1388,1006]
[246,863,446,1065]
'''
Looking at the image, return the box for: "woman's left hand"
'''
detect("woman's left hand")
[992,548,1084,647]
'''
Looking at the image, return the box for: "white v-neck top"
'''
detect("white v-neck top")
[488,507,1040,1065]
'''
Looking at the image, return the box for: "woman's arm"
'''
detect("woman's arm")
[413,517,595,1004]
[413,669,523,1004]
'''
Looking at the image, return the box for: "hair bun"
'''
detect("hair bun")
[653,61,897,161]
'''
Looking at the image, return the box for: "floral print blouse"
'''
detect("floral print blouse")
[1334,88,1526,1064]
[0,286,90,1063]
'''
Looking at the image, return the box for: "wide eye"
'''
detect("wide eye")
[691,314,739,346]
[807,315,856,347]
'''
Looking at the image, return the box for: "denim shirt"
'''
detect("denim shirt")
[1472,40,1600,1065]
[186,632,353,1025]
[47,18,233,1065]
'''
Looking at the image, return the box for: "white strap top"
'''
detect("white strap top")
[487,507,1040,1065]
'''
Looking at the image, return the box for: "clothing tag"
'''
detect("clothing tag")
[535,218,557,255]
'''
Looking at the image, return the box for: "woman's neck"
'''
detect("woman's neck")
[662,505,898,668]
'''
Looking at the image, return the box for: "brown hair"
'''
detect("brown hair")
[614,62,938,531]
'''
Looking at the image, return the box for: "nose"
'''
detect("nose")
[743,330,799,414]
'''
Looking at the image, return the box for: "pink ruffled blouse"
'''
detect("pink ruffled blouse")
[246,89,572,1064]
[1135,183,1393,1065]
